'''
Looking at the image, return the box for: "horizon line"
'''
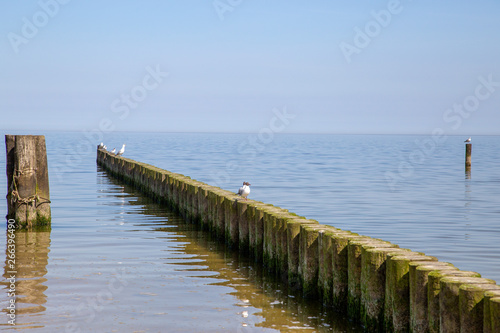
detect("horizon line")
[0,129,498,137]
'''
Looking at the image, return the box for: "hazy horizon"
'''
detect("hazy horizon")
[1,129,496,137]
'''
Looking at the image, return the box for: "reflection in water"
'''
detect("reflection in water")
[166,225,360,332]
[1,227,51,329]
[465,169,471,180]
[464,173,472,208]
[463,172,472,240]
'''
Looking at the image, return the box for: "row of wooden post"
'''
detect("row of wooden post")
[97,147,500,333]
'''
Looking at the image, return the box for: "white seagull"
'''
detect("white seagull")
[110,148,116,154]
[116,144,126,156]
[237,182,251,200]
[98,142,104,149]
[464,137,471,143]
[103,145,107,150]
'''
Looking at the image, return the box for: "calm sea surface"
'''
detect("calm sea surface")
[1,131,500,331]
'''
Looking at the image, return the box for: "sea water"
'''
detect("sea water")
[0,131,499,331]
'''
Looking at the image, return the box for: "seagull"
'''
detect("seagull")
[103,145,107,150]
[464,137,471,143]
[237,182,251,200]
[116,144,125,156]
[110,148,116,154]
[98,142,104,149]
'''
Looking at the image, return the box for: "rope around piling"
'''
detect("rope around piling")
[9,167,51,209]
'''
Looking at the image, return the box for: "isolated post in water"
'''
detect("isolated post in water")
[465,143,472,170]
[5,135,51,227]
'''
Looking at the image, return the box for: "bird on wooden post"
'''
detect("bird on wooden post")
[116,144,125,156]
[237,181,251,200]
[465,137,472,170]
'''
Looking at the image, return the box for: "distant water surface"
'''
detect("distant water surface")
[115,132,500,282]
[0,131,499,331]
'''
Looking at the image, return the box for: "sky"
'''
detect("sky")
[1,0,499,135]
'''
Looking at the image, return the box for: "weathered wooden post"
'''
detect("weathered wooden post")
[465,143,472,169]
[5,135,51,227]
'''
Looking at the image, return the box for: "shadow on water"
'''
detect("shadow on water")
[104,168,364,332]
[1,226,51,330]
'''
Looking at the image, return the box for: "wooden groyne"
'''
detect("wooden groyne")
[97,148,500,332]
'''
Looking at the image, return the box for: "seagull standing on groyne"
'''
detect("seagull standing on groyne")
[237,182,251,200]
[464,137,471,143]
[110,148,116,154]
[116,144,126,156]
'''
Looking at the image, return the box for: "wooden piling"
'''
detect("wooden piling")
[485,291,500,333]
[360,246,407,332]
[384,254,436,333]
[197,185,209,229]
[275,213,291,281]
[347,237,379,319]
[348,238,396,322]
[491,298,500,333]
[459,283,500,333]
[331,231,363,311]
[299,223,325,298]
[263,208,278,271]
[237,200,249,254]
[6,135,51,227]
[465,143,472,169]
[223,196,239,249]
[408,261,456,333]
[317,227,337,306]
[428,269,482,333]
[439,276,496,332]
[250,203,265,262]
[286,218,315,290]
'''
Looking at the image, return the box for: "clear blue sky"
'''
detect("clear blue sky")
[1,0,499,134]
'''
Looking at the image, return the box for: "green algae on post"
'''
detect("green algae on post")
[439,276,496,333]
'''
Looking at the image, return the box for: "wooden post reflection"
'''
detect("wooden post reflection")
[2,228,51,315]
